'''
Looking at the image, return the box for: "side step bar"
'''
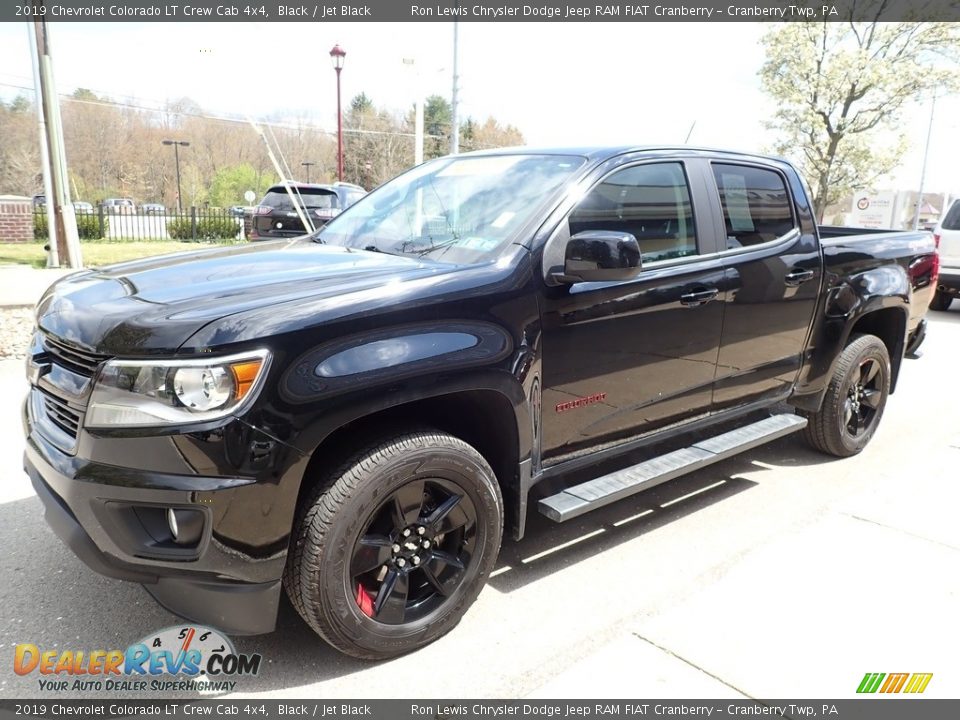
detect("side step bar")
[538,413,807,522]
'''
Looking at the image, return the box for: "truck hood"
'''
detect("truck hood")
[36,240,445,354]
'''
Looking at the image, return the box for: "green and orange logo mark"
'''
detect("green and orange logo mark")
[857,672,933,694]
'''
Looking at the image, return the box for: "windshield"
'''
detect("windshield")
[263,188,339,210]
[316,154,586,263]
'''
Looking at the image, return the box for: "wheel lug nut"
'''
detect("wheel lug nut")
[412,556,420,565]
[397,558,406,567]
[403,528,411,537]
[417,526,426,535]
[392,544,401,553]
[422,540,431,549]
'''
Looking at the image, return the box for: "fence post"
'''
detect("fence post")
[190,206,197,241]
[98,204,105,239]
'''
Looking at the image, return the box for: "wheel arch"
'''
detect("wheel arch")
[792,292,910,412]
[291,385,526,541]
[846,305,907,391]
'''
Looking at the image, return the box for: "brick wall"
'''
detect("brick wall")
[0,196,33,243]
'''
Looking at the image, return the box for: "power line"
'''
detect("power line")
[0,81,440,140]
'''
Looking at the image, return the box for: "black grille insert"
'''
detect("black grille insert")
[42,334,111,377]
[41,391,81,440]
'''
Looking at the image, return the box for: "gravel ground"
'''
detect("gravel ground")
[0,308,35,360]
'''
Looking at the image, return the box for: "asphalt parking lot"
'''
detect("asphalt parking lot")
[1,304,958,701]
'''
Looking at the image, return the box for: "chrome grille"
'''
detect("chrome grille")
[42,334,111,377]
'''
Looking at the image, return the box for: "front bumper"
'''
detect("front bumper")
[23,399,294,636]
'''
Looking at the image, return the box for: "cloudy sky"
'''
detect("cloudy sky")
[1,21,957,193]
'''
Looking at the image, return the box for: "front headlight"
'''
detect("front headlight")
[86,350,271,428]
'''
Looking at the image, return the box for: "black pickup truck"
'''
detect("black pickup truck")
[24,147,937,659]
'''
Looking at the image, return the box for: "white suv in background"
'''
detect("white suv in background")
[932,199,960,311]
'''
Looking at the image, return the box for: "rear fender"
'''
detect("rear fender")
[791,265,909,411]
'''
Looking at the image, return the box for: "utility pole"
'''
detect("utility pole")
[31,2,81,268]
[913,94,936,231]
[162,140,190,213]
[26,23,57,268]
[450,22,460,155]
[402,58,424,165]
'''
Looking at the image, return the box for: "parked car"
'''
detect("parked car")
[102,198,136,214]
[229,205,248,218]
[24,147,936,660]
[930,198,960,311]
[72,201,94,214]
[141,203,166,215]
[249,181,366,240]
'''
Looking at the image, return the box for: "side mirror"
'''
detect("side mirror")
[552,230,642,284]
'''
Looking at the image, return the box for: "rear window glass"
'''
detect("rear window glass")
[942,200,960,231]
[712,164,795,248]
[262,188,339,210]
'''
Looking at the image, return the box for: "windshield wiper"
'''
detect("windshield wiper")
[413,238,460,258]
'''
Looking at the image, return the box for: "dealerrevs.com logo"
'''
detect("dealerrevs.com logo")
[14,625,262,693]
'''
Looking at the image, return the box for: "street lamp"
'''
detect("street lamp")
[162,139,190,213]
[329,43,346,182]
[301,161,316,183]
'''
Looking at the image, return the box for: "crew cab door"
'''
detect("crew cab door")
[704,160,822,409]
[538,159,726,462]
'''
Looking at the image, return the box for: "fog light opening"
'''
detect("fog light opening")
[167,508,204,546]
[166,508,179,540]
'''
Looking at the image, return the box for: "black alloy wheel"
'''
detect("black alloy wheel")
[350,478,478,625]
[841,357,884,440]
[284,430,502,659]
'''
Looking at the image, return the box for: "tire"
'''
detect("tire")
[801,333,891,458]
[284,430,503,659]
[930,291,953,312]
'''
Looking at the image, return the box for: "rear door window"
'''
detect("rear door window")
[942,200,960,231]
[712,164,796,249]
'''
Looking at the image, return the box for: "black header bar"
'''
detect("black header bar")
[3,0,960,22]
[2,701,960,720]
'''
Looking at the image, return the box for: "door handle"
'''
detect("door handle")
[679,287,719,306]
[785,268,815,286]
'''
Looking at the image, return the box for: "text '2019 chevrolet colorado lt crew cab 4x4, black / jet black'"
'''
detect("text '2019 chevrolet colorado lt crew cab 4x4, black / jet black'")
[24,148,937,659]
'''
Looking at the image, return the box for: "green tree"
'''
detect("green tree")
[423,95,451,159]
[460,116,524,152]
[343,94,412,189]
[350,93,373,114]
[760,20,959,219]
[71,88,100,102]
[208,164,277,207]
[8,95,31,113]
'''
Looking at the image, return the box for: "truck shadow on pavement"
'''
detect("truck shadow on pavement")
[1,435,836,697]
[489,434,832,594]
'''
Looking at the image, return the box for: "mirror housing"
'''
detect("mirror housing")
[551,230,642,284]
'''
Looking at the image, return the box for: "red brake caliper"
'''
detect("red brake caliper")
[356,584,375,617]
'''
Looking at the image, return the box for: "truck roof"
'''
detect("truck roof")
[459,145,790,166]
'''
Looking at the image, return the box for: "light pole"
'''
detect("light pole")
[301,161,316,183]
[162,139,189,213]
[329,43,346,182]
